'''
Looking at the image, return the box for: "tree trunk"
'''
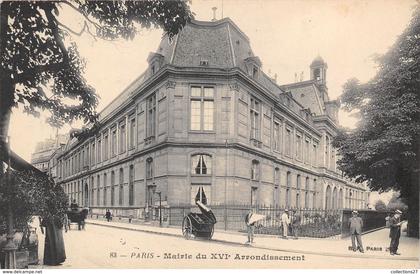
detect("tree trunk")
[407,145,420,238]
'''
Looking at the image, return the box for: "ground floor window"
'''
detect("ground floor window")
[191,185,211,205]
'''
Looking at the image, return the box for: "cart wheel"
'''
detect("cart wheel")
[182,216,192,239]
[208,225,214,240]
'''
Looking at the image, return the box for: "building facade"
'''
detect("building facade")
[31,134,68,175]
[56,18,369,216]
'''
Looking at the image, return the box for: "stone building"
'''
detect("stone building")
[31,134,68,175]
[56,18,369,216]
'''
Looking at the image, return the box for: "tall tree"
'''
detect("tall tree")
[0,0,192,158]
[374,200,387,211]
[334,6,419,237]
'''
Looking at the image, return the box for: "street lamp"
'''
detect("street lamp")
[3,136,17,269]
[155,191,162,227]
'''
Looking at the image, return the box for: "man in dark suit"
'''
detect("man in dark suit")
[349,210,364,253]
[389,209,403,255]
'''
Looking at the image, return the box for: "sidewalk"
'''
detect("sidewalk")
[86,218,419,261]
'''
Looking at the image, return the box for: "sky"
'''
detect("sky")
[8,0,416,204]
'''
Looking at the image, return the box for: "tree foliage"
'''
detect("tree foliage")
[0,171,68,235]
[334,6,419,192]
[0,0,192,134]
[387,192,408,212]
[374,199,387,211]
[334,6,419,237]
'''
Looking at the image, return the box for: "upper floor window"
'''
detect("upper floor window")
[111,127,117,156]
[296,132,302,160]
[146,94,156,138]
[325,135,331,168]
[191,154,212,175]
[190,86,214,131]
[251,160,260,180]
[146,157,153,179]
[250,97,260,140]
[312,141,318,166]
[273,120,281,152]
[305,138,310,163]
[285,127,292,156]
[97,138,102,163]
[91,142,95,165]
[129,116,136,149]
[103,133,109,160]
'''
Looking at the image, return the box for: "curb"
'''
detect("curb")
[86,221,418,262]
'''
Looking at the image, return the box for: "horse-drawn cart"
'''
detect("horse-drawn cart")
[66,208,88,230]
[181,201,217,240]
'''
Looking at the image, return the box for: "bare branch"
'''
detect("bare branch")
[58,1,101,30]
[57,20,87,37]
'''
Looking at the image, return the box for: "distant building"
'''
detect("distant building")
[56,18,369,216]
[31,134,68,176]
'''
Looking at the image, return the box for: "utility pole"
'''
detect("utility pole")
[224,139,228,231]
[3,136,17,269]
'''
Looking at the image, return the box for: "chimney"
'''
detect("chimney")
[212,7,217,21]
[294,73,298,83]
[274,73,277,83]
[300,71,304,82]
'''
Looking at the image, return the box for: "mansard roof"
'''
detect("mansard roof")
[280,80,325,116]
[155,18,283,95]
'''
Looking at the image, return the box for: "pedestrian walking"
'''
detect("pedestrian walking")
[290,210,301,239]
[281,209,290,239]
[389,209,403,255]
[105,209,112,222]
[245,209,255,244]
[349,210,364,253]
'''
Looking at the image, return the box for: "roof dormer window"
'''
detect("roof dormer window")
[252,66,259,79]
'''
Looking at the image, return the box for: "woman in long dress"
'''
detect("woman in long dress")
[39,217,66,265]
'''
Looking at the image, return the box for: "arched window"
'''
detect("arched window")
[119,168,124,205]
[296,175,301,208]
[111,171,115,206]
[286,171,291,207]
[313,179,317,208]
[305,177,310,208]
[84,183,89,206]
[191,154,212,175]
[129,165,135,206]
[338,188,343,209]
[332,187,338,209]
[274,167,280,206]
[251,160,260,180]
[96,175,100,206]
[90,177,94,206]
[103,173,107,206]
[325,185,331,210]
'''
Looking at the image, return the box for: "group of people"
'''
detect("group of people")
[244,208,301,244]
[350,209,404,255]
[245,208,405,256]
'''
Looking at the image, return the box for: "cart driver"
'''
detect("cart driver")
[70,199,79,211]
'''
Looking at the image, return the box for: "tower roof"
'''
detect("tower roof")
[310,55,327,68]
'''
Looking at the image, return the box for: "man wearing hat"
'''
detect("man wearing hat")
[281,209,290,239]
[349,210,364,253]
[389,209,403,255]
